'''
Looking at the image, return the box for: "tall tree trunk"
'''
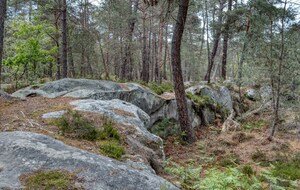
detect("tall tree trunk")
[61,0,68,78]
[0,0,7,89]
[204,0,211,82]
[141,2,150,82]
[270,0,287,138]
[163,23,168,80]
[54,9,61,80]
[121,0,139,81]
[68,44,75,77]
[204,0,224,83]
[157,16,164,84]
[171,0,196,143]
[221,0,232,80]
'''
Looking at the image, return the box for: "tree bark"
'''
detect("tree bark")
[54,9,61,80]
[0,0,7,89]
[270,0,287,138]
[171,0,196,143]
[121,0,139,81]
[221,0,232,80]
[61,0,68,78]
[141,2,150,82]
[204,0,224,83]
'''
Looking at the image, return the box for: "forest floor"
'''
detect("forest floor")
[0,96,300,189]
[161,111,300,189]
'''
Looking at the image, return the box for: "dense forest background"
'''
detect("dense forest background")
[0,0,299,86]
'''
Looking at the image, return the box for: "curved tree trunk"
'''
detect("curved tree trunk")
[171,0,196,143]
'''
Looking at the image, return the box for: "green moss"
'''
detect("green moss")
[99,140,125,160]
[186,92,213,107]
[139,81,173,95]
[22,170,81,190]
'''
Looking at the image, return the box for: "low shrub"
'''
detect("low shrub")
[99,140,125,160]
[55,110,100,141]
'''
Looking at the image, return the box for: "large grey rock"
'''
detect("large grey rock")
[186,85,233,111]
[0,131,178,190]
[11,78,202,129]
[70,99,160,146]
[12,79,165,115]
[70,99,164,168]
[150,94,201,128]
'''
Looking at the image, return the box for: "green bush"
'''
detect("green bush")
[21,170,81,190]
[99,140,125,160]
[55,110,100,141]
[98,120,120,141]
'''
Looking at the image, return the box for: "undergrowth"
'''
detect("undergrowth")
[21,170,82,190]
[150,119,179,139]
[52,110,125,160]
[165,160,299,190]
[137,81,173,95]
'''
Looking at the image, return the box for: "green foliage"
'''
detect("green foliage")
[271,157,300,181]
[241,165,256,176]
[4,19,56,85]
[260,169,298,190]
[186,92,213,107]
[22,170,81,190]
[150,119,179,139]
[165,161,202,190]
[242,120,266,130]
[218,154,240,167]
[141,81,173,95]
[97,119,124,160]
[198,167,262,190]
[99,140,125,160]
[98,120,120,141]
[54,110,100,141]
[165,161,262,190]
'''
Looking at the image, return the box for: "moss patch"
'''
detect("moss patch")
[20,170,83,190]
[138,81,173,95]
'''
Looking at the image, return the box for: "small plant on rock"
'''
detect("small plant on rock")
[21,170,83,190]
[55,110,100,141]
[99,140,125,160]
